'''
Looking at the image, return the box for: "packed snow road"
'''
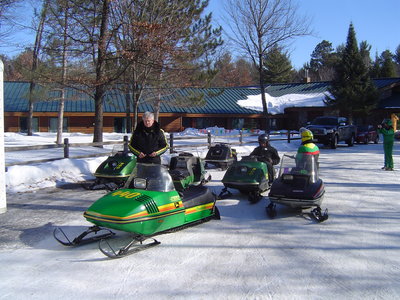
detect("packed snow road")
[1,142,400,299]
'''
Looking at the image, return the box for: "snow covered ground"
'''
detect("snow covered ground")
[1,131,400,299]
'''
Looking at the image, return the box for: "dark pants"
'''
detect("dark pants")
[266,162,275,183]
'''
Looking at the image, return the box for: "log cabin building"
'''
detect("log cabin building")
[4,78,400,133]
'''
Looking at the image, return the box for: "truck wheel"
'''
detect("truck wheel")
[330,135,338,149]
[347,135,354,147]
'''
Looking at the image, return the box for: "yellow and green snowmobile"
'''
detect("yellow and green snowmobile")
[54,163,220,258]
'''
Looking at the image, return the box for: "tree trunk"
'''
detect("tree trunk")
[125,90,131,134]
[28,0,48,136]
[258,52,269,133]
[92,0,110,143]
[56,2,69,145]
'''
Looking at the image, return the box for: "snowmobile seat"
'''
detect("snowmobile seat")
[281,173,310,187]
[206,144,230,159]
[169,156,195,180]
[181,185,214,209]
[241,155,258,162]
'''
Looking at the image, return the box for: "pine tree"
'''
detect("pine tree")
[262,45,294,83]
[309,40,337,81]
[325,23,378,122]
[395,45,400,75]
[380,50,397,77]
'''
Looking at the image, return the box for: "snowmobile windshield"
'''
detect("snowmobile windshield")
[111,144,131,156]
[125,163,175,192]
[279,154,319,183]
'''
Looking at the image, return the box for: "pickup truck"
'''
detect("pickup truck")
[306,116,357,149]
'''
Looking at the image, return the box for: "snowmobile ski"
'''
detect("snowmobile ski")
[53,226,115,246]
[98,207,220,258]
[82,180,120,191]
[310,207,329,223]
[266,203,277,218]
[99,235,160,258]
[217,187,233,199]
[248,191,262,204]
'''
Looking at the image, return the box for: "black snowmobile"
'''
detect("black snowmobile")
[83,145,136,191]
[218,155,273,203]
[266,154,328,222]
[169,152,211,192]
[204,143,237,170]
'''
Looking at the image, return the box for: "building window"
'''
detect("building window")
[19,117,39,132]
[232,118,244,130]
[114,117,127,133]
[49,117,68,132]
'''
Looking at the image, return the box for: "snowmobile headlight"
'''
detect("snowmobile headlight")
[282,174,294,181]
[240,166,248,173]
[133,178,147,190]
[326,129,334,133]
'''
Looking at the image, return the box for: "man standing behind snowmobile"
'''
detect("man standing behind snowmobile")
[129,111,168,164]
[296,129,320,171]
[377,119,394,171]
[250,134,280,183]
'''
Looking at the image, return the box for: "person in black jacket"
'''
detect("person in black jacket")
[129,111,168,164]
[250,134,280,183]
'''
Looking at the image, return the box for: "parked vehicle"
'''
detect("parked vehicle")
[83,145,136,190]
[267,154,328,222]
[169,152,211,192]
[306,116,357,149]
[218,155,272,203]
[204,143,237,170]
[54,163,220,258]
[356,125,379,144]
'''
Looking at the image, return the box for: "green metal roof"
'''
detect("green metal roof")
[4,78,400,114]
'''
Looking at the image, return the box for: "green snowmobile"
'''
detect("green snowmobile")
[169,152,211,192]
[218,155,272,203]
[84,145,137,190]
[54,163,220,258]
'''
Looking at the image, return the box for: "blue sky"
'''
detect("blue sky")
[208,0,400,69]
[1,0,399,71]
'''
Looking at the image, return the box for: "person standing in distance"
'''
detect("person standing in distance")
[377,119,394,171]
[129,111,168,164]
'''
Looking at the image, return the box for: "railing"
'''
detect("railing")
[5,131,300,167]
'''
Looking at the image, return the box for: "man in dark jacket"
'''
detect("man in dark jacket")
[250,134,280,183]
[129,111,168,164]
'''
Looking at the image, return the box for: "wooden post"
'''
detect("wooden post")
[207,131,211,148]
[287,130,291,143]
[169,133,174,153]
[0,59,6,213]
[64,138,69,158]
[239,130,243,145]
[123,135,129,153]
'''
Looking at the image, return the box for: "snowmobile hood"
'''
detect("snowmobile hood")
[84,188,183,225]
[222,160,268,183]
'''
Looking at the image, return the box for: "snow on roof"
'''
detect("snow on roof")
[237,92,331,115]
